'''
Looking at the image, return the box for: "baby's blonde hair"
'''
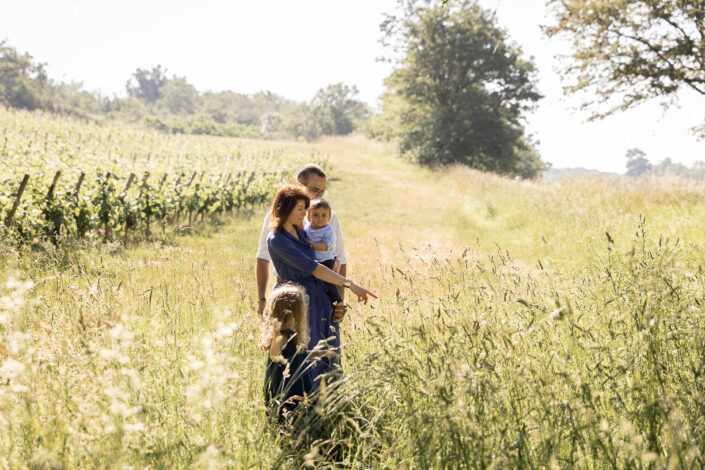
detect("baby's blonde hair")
[259,284,310,353]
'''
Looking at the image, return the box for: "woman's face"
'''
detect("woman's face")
[286,199,307,227]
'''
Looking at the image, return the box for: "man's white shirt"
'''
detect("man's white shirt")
[256,210,346,272]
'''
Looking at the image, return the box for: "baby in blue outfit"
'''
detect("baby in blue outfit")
[305,198,342,305]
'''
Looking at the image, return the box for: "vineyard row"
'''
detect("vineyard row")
[1,168,286,244]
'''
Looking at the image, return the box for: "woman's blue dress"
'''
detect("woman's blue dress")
[267,227,340,381]
[263,328,314,420]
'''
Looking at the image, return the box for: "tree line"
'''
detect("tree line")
[2,0,703,180]
[0,41,368,142]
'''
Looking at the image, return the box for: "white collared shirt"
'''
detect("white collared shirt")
[256,210,346,265]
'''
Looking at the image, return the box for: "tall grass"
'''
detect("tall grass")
[276,223,704,468]
[1,134,704,467]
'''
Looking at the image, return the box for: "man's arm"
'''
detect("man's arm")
[256,258,270,316]
[331,213,346,300]
[256,212,273,316]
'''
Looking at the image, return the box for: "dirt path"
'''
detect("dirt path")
[305,136,477,269]
[304,135,552,283]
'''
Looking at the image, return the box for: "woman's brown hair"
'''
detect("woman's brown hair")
[259,283,310,353]
[269,184,310,232]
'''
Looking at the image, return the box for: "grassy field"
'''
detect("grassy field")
[1,130,704,468]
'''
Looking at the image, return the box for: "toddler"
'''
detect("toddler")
[304,198,343,305]
[260,284,314,422]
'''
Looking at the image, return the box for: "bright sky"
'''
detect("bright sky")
[1,0,703,173]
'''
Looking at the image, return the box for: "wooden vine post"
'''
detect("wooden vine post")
[119,173,135,244]
[75,172,85,194]
[102,172,112,243]
[4,174,30,226]
[46,170,62,200]
[170,173,183,225]
[158,173,168,234]
[75,172,87,238]
[186,171,197,228]
[143,172,151,237]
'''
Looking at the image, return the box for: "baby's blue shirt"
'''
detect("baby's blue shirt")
[304,221,336,262]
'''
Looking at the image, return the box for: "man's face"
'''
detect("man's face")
[303,174,327,199]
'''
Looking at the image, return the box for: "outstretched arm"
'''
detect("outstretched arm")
[312,264,377,304]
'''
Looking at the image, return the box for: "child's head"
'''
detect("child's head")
[259,284,310,352]
[308,198,331,230]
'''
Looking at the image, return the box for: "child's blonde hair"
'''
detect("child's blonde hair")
[259,284,310,353]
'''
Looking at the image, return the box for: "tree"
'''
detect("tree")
[379,0,546,177]
[156,77,200,114]
[0,40,55,110]
[126,65,167,103]
[544,0,705,124]
[625,148,652,177]
[311,83,368,135]
[278,102,323,141]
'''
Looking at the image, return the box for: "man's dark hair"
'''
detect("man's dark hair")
[296,164,326,185]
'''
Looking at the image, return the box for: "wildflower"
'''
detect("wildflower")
[304,445,320,468]
[0,358,25,380]
[549,306,566,321]
[194,444,220,470]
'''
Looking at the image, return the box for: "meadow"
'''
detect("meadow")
[0,112,704,468]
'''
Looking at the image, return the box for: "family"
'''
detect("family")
[255,164,377,422]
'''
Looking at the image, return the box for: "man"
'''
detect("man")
[256,163,347,316]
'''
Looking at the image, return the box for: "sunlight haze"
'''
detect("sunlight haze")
[1,0,703,173]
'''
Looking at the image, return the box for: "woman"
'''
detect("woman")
[266,185,376,381]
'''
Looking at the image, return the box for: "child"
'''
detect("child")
[260,284,314,422]
[304,198,343,305]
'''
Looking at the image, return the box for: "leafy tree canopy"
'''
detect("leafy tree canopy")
[156,77,200,115]
[544,0,705,128]
[0,40,54,110]
[625,148,652,177]
[380,0,547,177]
[126,65,167,103]
[311,83,369,135]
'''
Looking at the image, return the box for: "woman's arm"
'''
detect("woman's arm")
[312,264,377,304]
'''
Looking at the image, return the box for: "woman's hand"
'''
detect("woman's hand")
[350,282,377,304]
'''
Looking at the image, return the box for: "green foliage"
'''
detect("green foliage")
[379,0,547,177]
[0,106,319,244]
[311,83,369,136]
[125,65,167,104]
[156,77,200,115]
[0,42,367,141]
[0,40,55,111]
[625,148,652,177]
[544,0,705,123]
[652,158,705,180]
[277,102,324,141]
